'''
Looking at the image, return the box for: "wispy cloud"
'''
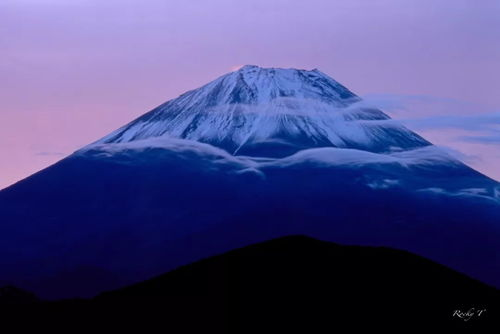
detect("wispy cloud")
[36,151,66,156]
[399,113,500,131]
[359,94,500,144]
[458,134,500,145]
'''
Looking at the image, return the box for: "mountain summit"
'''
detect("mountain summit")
[94,65,429,157]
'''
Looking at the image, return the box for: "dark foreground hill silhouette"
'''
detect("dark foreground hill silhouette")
[1,236,498,331]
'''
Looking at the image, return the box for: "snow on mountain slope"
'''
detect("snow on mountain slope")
[93,65,430,157]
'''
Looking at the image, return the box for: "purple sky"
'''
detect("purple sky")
[1,0,500,189]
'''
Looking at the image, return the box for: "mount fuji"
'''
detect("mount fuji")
[0,65,499,299]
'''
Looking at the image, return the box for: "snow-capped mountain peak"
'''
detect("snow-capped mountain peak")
[94,65,430,157]
[220,64,358,104]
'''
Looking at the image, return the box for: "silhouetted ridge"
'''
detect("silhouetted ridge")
[2,236,498,330]
[0,285,39,305]
[97,234,497,300]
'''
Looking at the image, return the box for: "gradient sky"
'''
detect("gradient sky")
[1,0,500,189]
